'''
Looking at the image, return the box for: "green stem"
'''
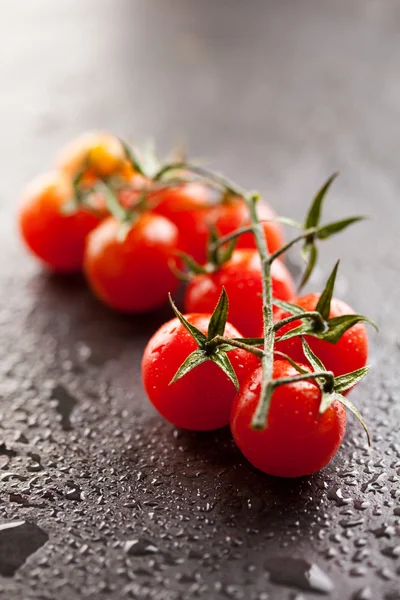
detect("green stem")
[154,163,246,197]
[268,228,318,263]
[273,311,326,333]
[272,370,335,389]
[244,194,276,430]
[209,226,255,251]
[210,335,264,359]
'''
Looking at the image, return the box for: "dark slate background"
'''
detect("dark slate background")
[0,1,399,598]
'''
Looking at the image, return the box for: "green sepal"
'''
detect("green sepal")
[210,351,239,391]
[299,243,318,290]
[120,139,146,176]
[304,172,338,229]
[299,172,343,290]
[322,314,378,344]
[169,349,209,384]
[168,294,207,347]
[232,337,264,346]
[207,288,229,340]
[177,252,208,275]
[272,299,306,316]
[217,236,237,266]
[334,366,370,394]
[316,216,367,240]
[301,338,327,375]
[206,226,219,265]
[332,392,371,446]
[300,339,371,444]
[315,260,340,320]
[275,310,377,346]
[275,323,314,342]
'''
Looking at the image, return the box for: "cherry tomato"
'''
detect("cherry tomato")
[57,131,133,184]
[230,360,346,477]
[142,315,259,430]
[274,293,368,377]
[84,212,179,313]
[184,249,295,337]
[152,183,215,264]
[211,196,284,256]
[19,172,101,273]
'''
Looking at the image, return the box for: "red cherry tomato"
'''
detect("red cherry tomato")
[18,172,101,273]
[274,293,368,377]
[84,213,179,313]
[152,183,215,264]
[184,249,295,337]
[212,196,284,256]
[230,360,346,477]
[142,315,259,430]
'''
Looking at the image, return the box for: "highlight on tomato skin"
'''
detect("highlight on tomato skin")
[274,293,369,378]
[18,171,102,273]
[84,212,180,314]
[212,195,285,256]
[230,360,347,478]
[142,315,259,431]
[56,131,133,184]
[184,248,296,338]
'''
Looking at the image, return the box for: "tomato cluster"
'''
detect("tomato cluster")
[18,132,288,314]
[18,132,374,479]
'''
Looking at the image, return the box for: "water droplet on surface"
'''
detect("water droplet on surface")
[353,587,373,600]
[377,567,395,580]
[372,523,396,539]
[64,482,84,501]
[0,521,48,576]
[354,499,371,511]
[339,518,364,529]
[381,545,400,558]
[265,557,334,594]
[327,488,352,506]
[350,565,367,577]
[124,538,159,556]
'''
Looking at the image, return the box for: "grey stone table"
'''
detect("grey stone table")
[0,1,399,598]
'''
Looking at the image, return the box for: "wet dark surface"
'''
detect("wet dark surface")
[0,1,399,598]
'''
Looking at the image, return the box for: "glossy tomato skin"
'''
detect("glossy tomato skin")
[184,249,295,337]
[212,197,284,256]
[84,212,179,313]
[230,360,346,477]
[19,172,101,273]
[57,131,132,184]
[274,293,368,377]
[152,183,215,265]
[142,315,259,430]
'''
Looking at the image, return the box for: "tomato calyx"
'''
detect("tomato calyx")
[251,337,371,445]
[264,173,367,289]
[169,288,264,390]
[273,261,377,344]
[300,338,371,444]
[174,224,240,280]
